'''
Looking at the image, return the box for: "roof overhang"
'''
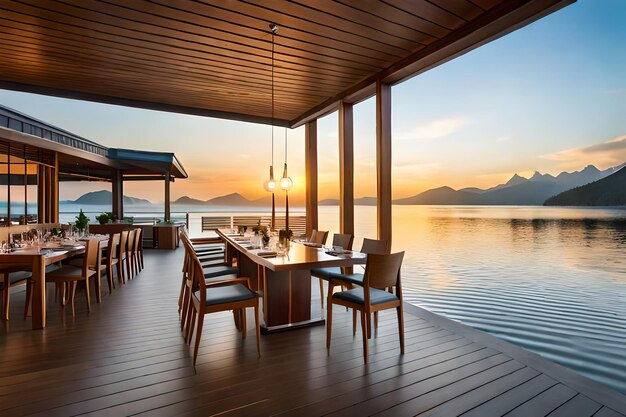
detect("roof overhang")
[0,0,575,128]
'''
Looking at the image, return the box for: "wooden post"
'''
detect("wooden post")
[111,169,123,220]
[376,81,392,247]
[305,120,318,237]
[339,101,354,236]
[51,152,59,223]
[37,165,46,223]
[164,174,171,222]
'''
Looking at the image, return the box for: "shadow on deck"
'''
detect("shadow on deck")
[1,249,625,416]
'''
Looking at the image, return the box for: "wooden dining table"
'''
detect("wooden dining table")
[0,237,108,329]
[217,229,367,333]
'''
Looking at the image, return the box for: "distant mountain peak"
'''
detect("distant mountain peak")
[506,173,527,186]
[581,164,600,173]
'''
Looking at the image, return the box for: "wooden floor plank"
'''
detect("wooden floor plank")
[546,393,603,417]
[504,384,578,417]
[461,374,558,417]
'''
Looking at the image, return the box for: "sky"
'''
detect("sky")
[1,0,625,205]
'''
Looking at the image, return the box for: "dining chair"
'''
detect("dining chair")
[36,239,101,316]
[186,243,260,365]
[311,233,354,308]
[325,238,389,334]
[100,232,120,294]
[130,228,142,276]
[126,229,136,280]
[137,228,145,270]
[179,233,238,335]
[327,251,405,363]
[1,270,31,321]
[308,229,329,245]
[118,230,129,284]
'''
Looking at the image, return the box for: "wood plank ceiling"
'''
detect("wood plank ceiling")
[0,0,574,127]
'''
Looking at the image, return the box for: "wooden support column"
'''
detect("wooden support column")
[305,120,318,237]
[51,153,59,223]
[376,81,392,247]
[164,174,171,222]
[339,102,354,236]
[37,165,46,223]
[111,169,123,220]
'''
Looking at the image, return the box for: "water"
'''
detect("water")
[317,205,626,394]
[58,203,626,393]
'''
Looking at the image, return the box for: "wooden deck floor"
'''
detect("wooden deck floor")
[1,249,625,417]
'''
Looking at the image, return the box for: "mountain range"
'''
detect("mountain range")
[173,193,271,207]
[393,163,625,206]
[545,165,626,206]
[62,190,152,205]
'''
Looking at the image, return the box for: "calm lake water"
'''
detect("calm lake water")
[318,205,626,395]
[60,203,626,393]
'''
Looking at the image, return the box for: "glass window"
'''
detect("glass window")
[26,163,38,224]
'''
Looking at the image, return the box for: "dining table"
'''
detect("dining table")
[217,229,367,333]
[0,236,108,329]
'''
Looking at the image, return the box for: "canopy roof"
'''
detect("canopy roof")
[0,0,574,128]
[0,104,187,181]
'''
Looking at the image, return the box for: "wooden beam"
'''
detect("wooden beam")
[376,81,392,247]
[304,120,318,237]
[111,169,123,220]
[164,174,171,222]
[0,81,291,128]
[338,101,354,236]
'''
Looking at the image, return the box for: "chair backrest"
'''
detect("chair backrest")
[127,229,135,255]
[108,233,121,261]
[83,239,101,276]
[360,238,389,255]
[133,228,142,252]
[363,251,404,290]
[309,230,328,245]
[119,230,129,258]
[331,233,353,250]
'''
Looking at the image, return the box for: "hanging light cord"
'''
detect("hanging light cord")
[284,128,287,164]
[271,24,276,165]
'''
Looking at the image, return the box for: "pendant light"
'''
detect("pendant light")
[263,23,279,194]
[280,127,293,191]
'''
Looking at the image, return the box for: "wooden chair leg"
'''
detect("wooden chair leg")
[186,308,196,345]
[241,307,247,339]
[178,274,186,312]
[180,285,190,330]
[254,302,261,358]
[397,305,405,354]
[192,312,204,366]
[106,265,114,294]
[326,295,333,351]
[94,271,102,303]
[84,278,91,313]
[24,281,33,318]
[319,278,324,309]
[361,310,368,363]
[119,259,126,284]
[374,312,379,334]
[70,282,77,316]
[353,310,357,336]
[126,257,132,281]
[367,312,372,340]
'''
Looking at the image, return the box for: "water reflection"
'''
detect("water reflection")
[318,205,626,393]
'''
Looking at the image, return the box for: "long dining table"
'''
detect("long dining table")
[0,237,107,329]
[217,229,367,333]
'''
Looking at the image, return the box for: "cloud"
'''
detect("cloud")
[541,135,626,169]
[396,117,467,141]
[496,136,512,142]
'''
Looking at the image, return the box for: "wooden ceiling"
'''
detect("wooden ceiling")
[0,0,574,127]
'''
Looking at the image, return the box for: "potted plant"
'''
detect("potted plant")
[252,222,270,246]
[95,212,110,224]
[75,209,90,234]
